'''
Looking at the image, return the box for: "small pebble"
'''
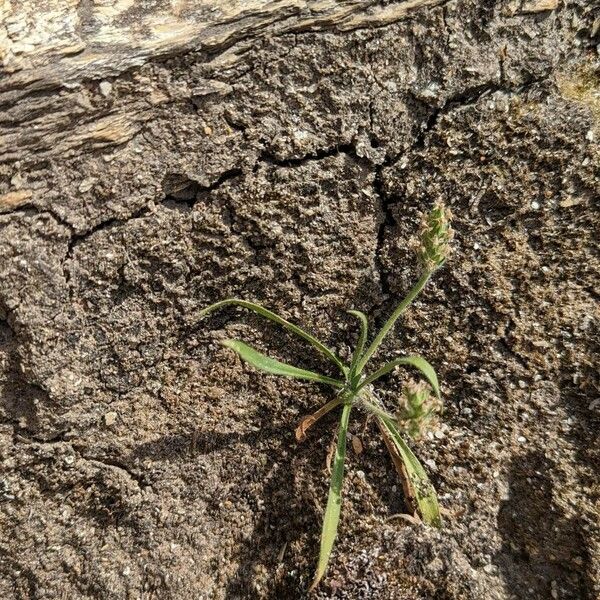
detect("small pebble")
[517,436,527,443]
[531,201,540,210]
[10,173,23,188]
[99,81,113,97]
[104,412,118,426]
[78,178,96,193]
[352,436,364,455]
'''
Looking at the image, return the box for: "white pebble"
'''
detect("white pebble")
[99,81,113,97]
[11,173,23,188]
[78,178,96,193]
[531,201,540,210]
[517,436,527,443]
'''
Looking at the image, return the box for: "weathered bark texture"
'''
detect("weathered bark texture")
[0,1,599,599]
[0,0,449,179]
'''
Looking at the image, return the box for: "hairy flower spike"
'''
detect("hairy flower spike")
[416,201,454,272]
[397,379,442,439]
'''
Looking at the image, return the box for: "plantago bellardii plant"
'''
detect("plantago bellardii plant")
[199,202,453,590]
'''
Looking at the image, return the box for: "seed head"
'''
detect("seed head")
[415,201,453,272]
[397,379,442,439]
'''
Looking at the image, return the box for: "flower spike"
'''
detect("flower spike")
[415,201,454,272]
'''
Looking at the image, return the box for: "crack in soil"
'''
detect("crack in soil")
[410,72,555,153]
[372,157,394,308]
[368,69,556,320]
[257,142,360,169]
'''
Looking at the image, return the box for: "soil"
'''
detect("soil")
[0,1,598,599]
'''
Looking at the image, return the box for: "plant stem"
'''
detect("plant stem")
[355,270,432,374]
[347,310,368,380]
[360,398,396,422]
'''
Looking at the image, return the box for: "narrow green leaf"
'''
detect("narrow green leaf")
[309,402,352,591]
[355,271,432,374]
[222,340,344,388]
[347,310,368,380]
[199,298,347,376]
[378,416,442,527]
[358,355,440,398]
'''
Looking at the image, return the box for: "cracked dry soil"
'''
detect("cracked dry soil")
[0,1,599,598]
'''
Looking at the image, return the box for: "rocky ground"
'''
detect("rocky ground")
[0,0,598,598]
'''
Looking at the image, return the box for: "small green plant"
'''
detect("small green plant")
[200,202,453,590]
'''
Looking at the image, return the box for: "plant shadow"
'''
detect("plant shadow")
[222,417,338,599]
[493,451,593,599]
[130,413,338,598]
[131,425,288,462]
[0,318,60,440]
